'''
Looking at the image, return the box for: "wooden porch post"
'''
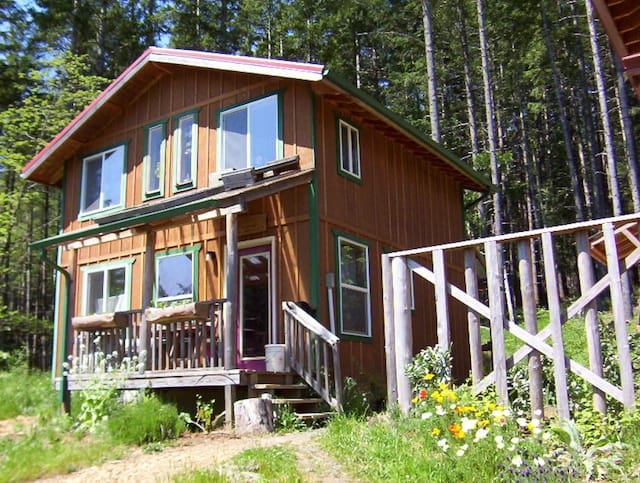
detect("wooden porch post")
[603,222,636,408]
[485,240,508,406]
[517,240,544,417]
[464,248,483,386]
[381,254,398,406]
[224,212,239,426]
[140,230,155,371]
[392,256,413,413]
[433,249,451,348]
[575,231,606,414]
[541,232,570,420]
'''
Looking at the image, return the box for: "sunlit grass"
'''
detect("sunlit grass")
[0,368,57,420]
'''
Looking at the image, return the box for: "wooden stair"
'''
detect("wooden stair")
[247,372,334,425]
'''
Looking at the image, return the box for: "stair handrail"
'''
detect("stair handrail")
[282,301,342,410]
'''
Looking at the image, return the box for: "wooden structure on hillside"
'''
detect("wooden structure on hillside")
[22,48,489,418]
[384,214,639,419]
[592,0,640,97]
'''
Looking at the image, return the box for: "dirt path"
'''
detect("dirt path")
[37,428,357,482]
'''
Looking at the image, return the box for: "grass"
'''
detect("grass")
[173,446,303,482]
[0,368,57,420]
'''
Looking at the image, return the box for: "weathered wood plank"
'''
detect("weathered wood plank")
[541,232,570,420]
[517,240,543,417]
[224,212,238,370]
[381,254,398,406]
[464,249,483,386]
[392,256,413,413]
[433,249,451,348]
[485,240,508,406]
[603,222,636,408]
[575,231,606,413]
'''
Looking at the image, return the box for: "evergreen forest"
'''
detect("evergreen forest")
[0,0,638,368]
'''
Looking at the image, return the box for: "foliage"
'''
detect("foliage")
[405,344,452,393]
[341,376,371,419]
[106,393,186,445]
[173,468,228,483]
[0,368,57,421]
[274,403,307,433]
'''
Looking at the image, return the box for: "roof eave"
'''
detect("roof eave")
[320,69,491,192]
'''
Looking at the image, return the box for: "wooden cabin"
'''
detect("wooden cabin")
[22,48,489,417]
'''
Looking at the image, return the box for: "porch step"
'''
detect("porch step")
[252,383,307,391]
[295,411,333,422]
[271,397,323,405]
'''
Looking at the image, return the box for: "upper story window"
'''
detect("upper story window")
[79,144,126,217]
[82,260,133,315]
[336,234,371,338]
[338,118,361,181]
[173,110,199,191]
[219,93,282,171]
[143,120,166,199]
[155,246,200,305]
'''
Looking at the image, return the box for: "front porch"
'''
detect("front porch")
[63,300,343,421]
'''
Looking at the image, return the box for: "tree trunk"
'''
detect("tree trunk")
[476,0,502,236]
[541,3,586,222]
[456,0,479,159]
[422,0,441,143]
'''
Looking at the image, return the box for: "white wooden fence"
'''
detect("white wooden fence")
[383,214,640,418]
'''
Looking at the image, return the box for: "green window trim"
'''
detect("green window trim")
[78,142,128,220]
[143,119,167,200]
[154,245,201,305]
[335,116,362,184]
[80,259,134,315]
[172,109,200,193]
[216,91,284,172]
[334,231,372,340]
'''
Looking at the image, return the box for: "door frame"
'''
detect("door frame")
[235,236,277,366]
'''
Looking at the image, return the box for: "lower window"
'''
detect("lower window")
[336,234,372,338]
[82,261,133,314]
[155,246,200,305]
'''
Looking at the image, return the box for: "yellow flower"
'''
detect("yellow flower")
[412,397,419,404]
[438,382,449,391]
[432,428,441,436]
[424,373,435,381]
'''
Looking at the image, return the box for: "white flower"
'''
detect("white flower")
[456,448,465,457]
[510,437,520,445]
[461,444,469,451]
[532,427,542,435]
[436,406,446,416]
[450,403,457,410]
[437,438,450,452]
[421,411,433,420]
[474,428,489,441]
[542,431,552,441]
[516,417,527,427]
[530,418,540,428]
[461,417,478,432]
[512,455,523,467]
[533,409,543,417]
[508,445,516,452]
[495,435,503,443]
[533,456,545,467]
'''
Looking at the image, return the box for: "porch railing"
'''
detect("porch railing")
[282,301,343,410]
[383,213,640,419]
[70,299,225,373]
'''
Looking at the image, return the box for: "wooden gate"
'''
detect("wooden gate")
[383,214,640,419]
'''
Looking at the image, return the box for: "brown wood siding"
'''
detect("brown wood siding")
[61,70,314,234]
[313,91,469,388]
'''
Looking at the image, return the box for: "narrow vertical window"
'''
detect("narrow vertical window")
[173,110,198,191]
[338,119,361,180]
[336,234,371,338]
[143,121,166,199]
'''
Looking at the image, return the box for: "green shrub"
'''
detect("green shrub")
[106,394,185,445]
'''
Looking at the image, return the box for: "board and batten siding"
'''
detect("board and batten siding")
[312,92,471,386]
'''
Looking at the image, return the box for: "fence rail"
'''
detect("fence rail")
[383,214,640,418]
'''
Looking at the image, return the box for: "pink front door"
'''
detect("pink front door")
[236,245,272,370]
